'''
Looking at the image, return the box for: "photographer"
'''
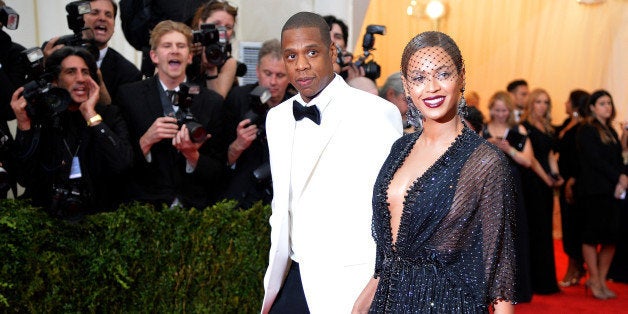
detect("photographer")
[10,46,132,218]
[42,0,128,106]
[82,0,141,102]
[116,20,227,209]
[188,0,239,99]
[0,0,26,198]
[222,38,294,208]
[323,15,365,81]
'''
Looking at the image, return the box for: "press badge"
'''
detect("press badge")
[69,156,82,179]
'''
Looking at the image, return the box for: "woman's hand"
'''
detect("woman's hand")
[352,277,379,314]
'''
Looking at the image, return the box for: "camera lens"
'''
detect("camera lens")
[43,87,71,115]
[185,121,207,143]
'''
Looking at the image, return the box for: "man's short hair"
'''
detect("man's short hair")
[0,1,6,7]
[258,38,282,63]
[322,15,348,45]
[507,79,528,93]
[281,12,331,47]
[46,46,100,85]
[379,71,404,98]
[149,20,193,51]
[89,0,118,18]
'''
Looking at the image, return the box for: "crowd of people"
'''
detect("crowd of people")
[0,0,626,312]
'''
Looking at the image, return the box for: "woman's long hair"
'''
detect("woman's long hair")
[522,88,554,135]
[487,91,516,128]
[584,89,616,145]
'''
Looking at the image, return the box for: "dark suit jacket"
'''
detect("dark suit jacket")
[100,47,142,103]
[116,76,227,209]
[14,104,133,216]
[221,83,294,208]
[576,121,627,196]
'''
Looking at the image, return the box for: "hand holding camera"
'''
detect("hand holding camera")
[336,24,385,81]
[10,86,31,131]
[139,116,180,156]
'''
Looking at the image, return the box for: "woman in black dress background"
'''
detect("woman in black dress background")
[576,90,626,299]
[520,88,562,295]
[481,91,533,302]
[555,90,590,287]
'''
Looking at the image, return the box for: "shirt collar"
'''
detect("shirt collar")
[96,47,108,68]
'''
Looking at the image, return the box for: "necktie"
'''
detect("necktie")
[166,90,176,102]
[293,100,321,125]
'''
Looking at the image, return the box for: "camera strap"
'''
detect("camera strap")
[157,83,178,116]
[63,138,81,179]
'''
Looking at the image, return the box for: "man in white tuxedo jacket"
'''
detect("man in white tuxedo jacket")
[262,12,402,314]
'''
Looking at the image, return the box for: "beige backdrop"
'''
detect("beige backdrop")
[357,0,627,127]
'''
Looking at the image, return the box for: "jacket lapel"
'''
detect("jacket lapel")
[292,95,345,200]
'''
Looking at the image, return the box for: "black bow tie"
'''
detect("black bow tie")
[293,100,321,125]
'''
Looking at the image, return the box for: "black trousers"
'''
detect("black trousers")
[269,261,310,313]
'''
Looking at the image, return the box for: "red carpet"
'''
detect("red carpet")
[516,240,628,313]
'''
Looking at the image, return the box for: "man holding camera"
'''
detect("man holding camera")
[9,46,132,218]
[116,20,226,209]
[221,38,294,208]
[43,0,141,105]
[83,0,142,102]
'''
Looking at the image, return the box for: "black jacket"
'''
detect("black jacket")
[221,83,294,208]
[576,121,627,196]
[14,104,133,216]
[117,76,227,209]
[100,47,142,102]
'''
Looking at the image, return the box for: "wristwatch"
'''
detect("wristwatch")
[87,114,103,126]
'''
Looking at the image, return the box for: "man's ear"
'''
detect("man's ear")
[149,49,158,65]
[329,42,337,63]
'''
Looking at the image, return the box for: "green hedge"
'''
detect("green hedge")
[0,199,271,312]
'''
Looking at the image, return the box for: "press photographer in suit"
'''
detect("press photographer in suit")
[262,12,402,313]
[116,20,227,209]
[222,38,294,208]
[10,46,132,218]
[83,0,142,102]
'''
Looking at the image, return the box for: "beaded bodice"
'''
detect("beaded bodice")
[370,127,518,313]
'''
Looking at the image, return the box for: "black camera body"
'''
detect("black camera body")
[20,47,71,121]
[172,83,207,143]
[243,85,271,136]
[50,180,86,217]
[193,23,231,67]
[0,5,19,30]
[337,24,385,81]
[55,1,99,58]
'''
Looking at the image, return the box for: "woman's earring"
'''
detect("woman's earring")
[406,95,423,128]
[458,88,468,116]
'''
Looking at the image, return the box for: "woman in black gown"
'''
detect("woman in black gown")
[520,88,562,295]
[576,90,626,299]
[555,90,590,287]
[353,31,516,314]
[481,91,534,302]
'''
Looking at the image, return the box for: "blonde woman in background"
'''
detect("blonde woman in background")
[520,88,563,295]
[481,90,534,302]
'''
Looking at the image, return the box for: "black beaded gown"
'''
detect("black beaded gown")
[520,121,560,294]
[370,127,518,313]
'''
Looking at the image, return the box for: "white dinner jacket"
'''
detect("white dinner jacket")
[262,76,402,313]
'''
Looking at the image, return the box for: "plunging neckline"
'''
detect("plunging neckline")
[388,128,469,250]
